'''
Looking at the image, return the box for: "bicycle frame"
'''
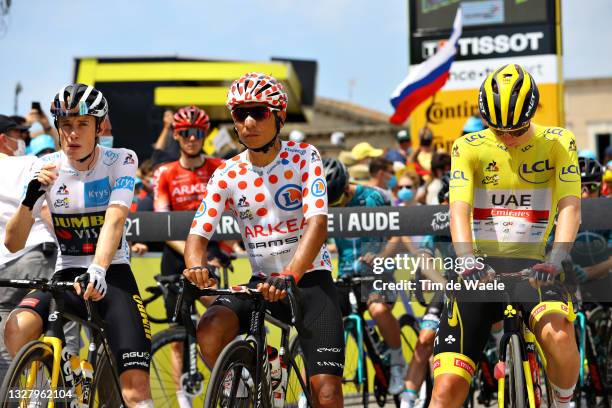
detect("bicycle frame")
[0,278,125,407]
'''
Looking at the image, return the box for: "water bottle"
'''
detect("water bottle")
[267,346,287,407]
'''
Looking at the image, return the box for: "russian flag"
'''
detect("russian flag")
[389,7,463,125]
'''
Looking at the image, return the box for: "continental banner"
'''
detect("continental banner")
[409,54,562,152]
[125,198,612,241]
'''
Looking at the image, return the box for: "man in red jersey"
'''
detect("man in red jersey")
[153,106,223,407]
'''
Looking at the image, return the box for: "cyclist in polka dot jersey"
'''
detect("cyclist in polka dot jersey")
[184,72,344,407]
[190,141,330,275]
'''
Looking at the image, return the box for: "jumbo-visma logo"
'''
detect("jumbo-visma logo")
[275,184,302,211]
[311,178,326,197]
[518,159,554,184]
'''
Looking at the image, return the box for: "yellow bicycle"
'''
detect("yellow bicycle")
[0,277,123,408]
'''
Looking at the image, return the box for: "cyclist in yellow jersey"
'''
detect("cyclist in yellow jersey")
[430,64,581,408]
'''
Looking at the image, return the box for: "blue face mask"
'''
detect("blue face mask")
[387,175,397,189]
[98,135,114,148]
[398,187,414,202]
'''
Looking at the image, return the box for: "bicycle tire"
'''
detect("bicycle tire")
[287,336,311,408]
[204,338,258,408]
[149,325,211,407]
[342,318,369,407]
[0,340,68,408]
[90,346,124,408]
[503,335,527,408]
[399,313,432,408]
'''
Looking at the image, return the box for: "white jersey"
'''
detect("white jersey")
[189,141,332,276]
[0,156,55,266]
[32,147,138,271]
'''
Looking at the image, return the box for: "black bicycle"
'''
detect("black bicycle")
[336,274,426,408]
[174,276,313,408]
[0,277,124,408]
[144,253,235,407]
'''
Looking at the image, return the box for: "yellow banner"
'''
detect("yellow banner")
[409,83,562,152]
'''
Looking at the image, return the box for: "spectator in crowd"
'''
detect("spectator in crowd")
[603,166,612,197]
[152,109,180,161]
[289,129,305,143]
[385,129,412,164]
[350,141,383,185]
[135,159,155,210]
[23,105,59,141]
[425,153,451,205]
[97,116,114,148]
[579,149,597,161]
[153,106,223,407]
[0,115,79,378]
[410,127,434,178]
[395,172,420,207]
[368,157,395,204]
[604,145,612,165]
[330,131,346,148]
[27,134,56,157]
[8,115,32,148]
[0,115,28,156]
[461,115,486,135]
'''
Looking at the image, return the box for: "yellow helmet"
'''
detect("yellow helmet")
[478,64,539,130]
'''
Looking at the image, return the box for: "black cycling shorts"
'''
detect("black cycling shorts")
[16,264,152,375]
[210,270,345,377]
[433,277,574,382]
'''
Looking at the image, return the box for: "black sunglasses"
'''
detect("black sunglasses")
[231,106,276,122]
[490,124,530,138]
[177,128,206,139]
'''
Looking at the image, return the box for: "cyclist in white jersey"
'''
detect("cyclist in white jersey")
[184,72,344,407]
[4,84,153,408]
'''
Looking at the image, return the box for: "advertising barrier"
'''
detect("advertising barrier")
[126,198,612,241]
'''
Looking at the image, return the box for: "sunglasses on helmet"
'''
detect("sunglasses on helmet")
[177,128,206,139]
[329,192,345,207]
[490,123,530,138]
[231,106,277,122]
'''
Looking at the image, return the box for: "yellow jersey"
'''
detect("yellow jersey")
[449,124,580,260]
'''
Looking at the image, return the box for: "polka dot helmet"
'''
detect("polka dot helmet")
[226,72,288,112]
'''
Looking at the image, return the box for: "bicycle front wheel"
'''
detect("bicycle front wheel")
[286,336,311,408]
[0,340,68,408]
[502,335,527,408]
[342,318,369,407]
[204,339,257,408]
[150,325,211,407]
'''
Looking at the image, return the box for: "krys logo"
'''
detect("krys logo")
[103,150,120,166]
[559,164,580,182]
[311,178,326,197]
[275,184,302,211]
[518,159,554,184]
[84,177,111,207]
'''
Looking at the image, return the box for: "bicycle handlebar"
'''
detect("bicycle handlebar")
[174,275,303,336]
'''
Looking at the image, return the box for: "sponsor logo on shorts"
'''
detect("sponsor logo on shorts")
[18,298,40,308]
[454,358,475,376]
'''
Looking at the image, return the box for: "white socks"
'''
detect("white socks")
[390,346,405,366]
[134,399,154,408]
[550,382,575,407]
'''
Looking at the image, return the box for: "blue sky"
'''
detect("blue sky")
[1,0,611,117]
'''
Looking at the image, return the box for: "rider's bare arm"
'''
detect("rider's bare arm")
[285,214,328,281]
[93,204,129,269]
